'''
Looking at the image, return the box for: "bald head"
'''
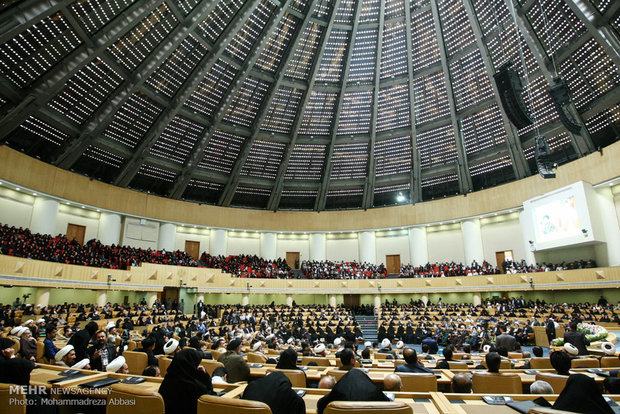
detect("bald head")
[403,347,417,364]
[318,375,336,390]
[384,374,403,392]
[451,373,472,393]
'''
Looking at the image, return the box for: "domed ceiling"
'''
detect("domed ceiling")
[0,0,618,210]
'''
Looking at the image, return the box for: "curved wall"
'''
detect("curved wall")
[1,143,619,231]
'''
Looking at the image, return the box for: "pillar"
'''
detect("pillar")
[374,294,381,309]
[473,293,481,307]
[35,288,50,308]
[461,219,484,265]
[329,295,337,307]
[286,295,293,307]
[147,292,157,307]
[210,229,228,256]
[96,291,107,307]
[408,227,428,265]
[358,231,376,264]
[309,233,326,261]
[260,232,277,260]
[158,223,176,251]
[242,293,249,306]
[594,187,620,266]
[421,295,428,306]
[519,212,537,266]
[30,198,59,236]
[98,213,122,246]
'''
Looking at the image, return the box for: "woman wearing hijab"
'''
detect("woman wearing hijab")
[276,347,308,387]
[317,369,390,414]
[553,373,613,414]
[68,321,98,361]
[0,357,55,414]
[159,348,214,414]
[242,371,305,414]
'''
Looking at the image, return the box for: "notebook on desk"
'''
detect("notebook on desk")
[505,398,551,413]
[48,373,87,384]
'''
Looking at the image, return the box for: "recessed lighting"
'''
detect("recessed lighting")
[66,202,70,205]
[32,193,37,196]
[81,206,85,209]
[96,209,100,212]
[15,187,20,191]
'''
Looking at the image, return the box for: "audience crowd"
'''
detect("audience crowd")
[301,260,387,279]
[200,253,293,278]
[399,258,597,278]
[0,223,601,281]
[0,224,198,270]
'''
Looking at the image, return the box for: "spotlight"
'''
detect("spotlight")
[396,192,405,203]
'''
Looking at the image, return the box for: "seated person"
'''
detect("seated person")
[603,377,620,394]
[383,373,403,392]
[451,373,472,393]
[530,380,553,394]
[218,338,250,383]
[242,371,305,414]
[87,330,117,371]
[159,349,214,414]
[395,347,434,374]
[318,375,336,389]
[485,352,501,373]
[142,365,161,377]
[18,326,37,361]
[421,336,439,354]
[106,356,129,374]
[553,374,613,413]
[550,350,571,376]
[211,366,227,384]
[136,337,158,366]
[317,369,390,414]
[43,325,59,362]
[361,348,371,360]
[435,345,454,369]
[55,345,90,369]
[339,348,356,371]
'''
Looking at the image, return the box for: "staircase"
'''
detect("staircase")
[355,315,378,342]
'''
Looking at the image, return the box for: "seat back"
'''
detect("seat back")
[211,350,223,360]
[265,368,306,387]
[447,361,469,369]
[481,359,512,369]
[535,373,568,394]
[247,352,267,364]
[324,401,412,414]
[106,383,164,414]
[472,372,522,394]
[0,383,26,414]
[601,357,620,368]
[395,372,437,392]
[329,370,350,382]
[508,352,523,359]
[571,358,599,369]
[127,340,137,351]
[301,356,331,366]
[530,357,553,370]
[374,353,391,360]
[36,340,47,363]
[197,394,272,414]
[158,356,172,377]
[123,350,148,375]
[200,359,225,376]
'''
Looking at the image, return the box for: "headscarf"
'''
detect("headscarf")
[242,371,305,414]
[553,374,613,414]
[276,348,299,370]
[189,336,202,350]
[158,349,213,414]
[0,358,34,385]
[317,369,390,414]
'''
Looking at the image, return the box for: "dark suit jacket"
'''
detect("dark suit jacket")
[395,362,434,374]
[87,344,116,371]
[495,333,517,351]
[564,330,590,355]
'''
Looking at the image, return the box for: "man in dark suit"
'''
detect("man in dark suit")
[395,347,434,374]
[495,325,517,351]
[87,330,117,371]
[564,320,590,355]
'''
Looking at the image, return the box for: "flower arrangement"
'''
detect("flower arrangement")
[551,322,608,346]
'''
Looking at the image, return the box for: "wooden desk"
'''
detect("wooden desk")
[300,389,441,414]
[250,365,330,382]
[30,364,107,389]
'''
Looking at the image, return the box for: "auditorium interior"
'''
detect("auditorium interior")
[0,0,620,412]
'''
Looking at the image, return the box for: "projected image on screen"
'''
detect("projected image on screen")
[534,195,581,243]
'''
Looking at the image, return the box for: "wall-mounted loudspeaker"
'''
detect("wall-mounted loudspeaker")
[494,61,534,129]
[548,78,583,134]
